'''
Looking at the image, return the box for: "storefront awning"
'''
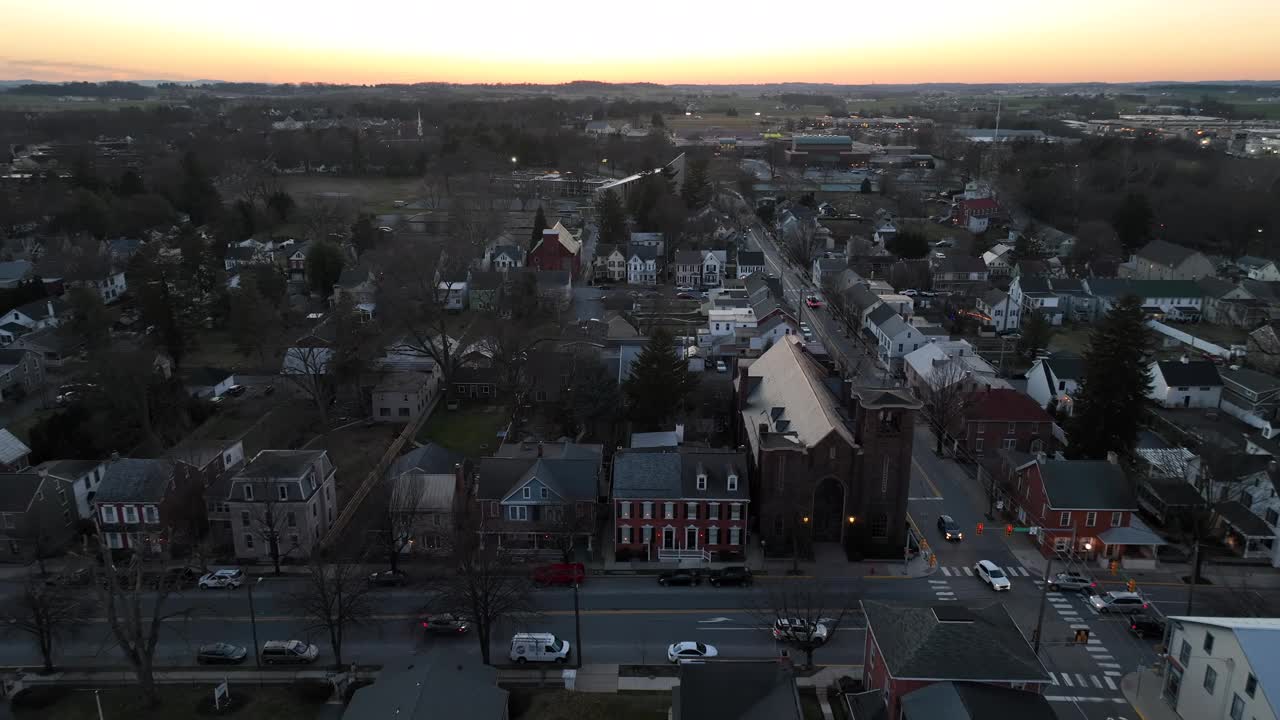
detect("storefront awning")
[1099,522,1167,547]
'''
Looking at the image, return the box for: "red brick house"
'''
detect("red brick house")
[862,601,1050,720]
[952,389,1053,459]
[95,458,184,554]
[1007,455,1155,563]
[527,222,581,276]
[611,447,749,562]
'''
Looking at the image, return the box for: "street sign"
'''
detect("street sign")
[996,500,1004,511]
[1028,526,1040,537]
[214,680,230,710]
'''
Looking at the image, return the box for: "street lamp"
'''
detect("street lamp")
[247,577,264,667]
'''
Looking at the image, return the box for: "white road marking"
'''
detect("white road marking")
[1070,624,1091,629]
[1045,697,1129,704]
[1061,674,1074,687]
[935,592,956,597]
[962,567,974,576]
[940,567,951,577]
[929,579,949,584]
[1104,671,1122,678]
[1048,672,1059,685]
[1104,676,1117,690]
[1091,675,1103,688]
[1076,673,1088,686]
[1098,662,1121,669]
[1086,646,1108,653]
[1006,566,1020,576]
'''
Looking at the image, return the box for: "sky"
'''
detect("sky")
[3,0,1279,85]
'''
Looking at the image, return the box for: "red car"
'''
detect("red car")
[805,296,823,308]
[532,563,586,587]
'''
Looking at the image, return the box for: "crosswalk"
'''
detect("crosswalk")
[937,565,1033,578]
[1047,671,1119,691]
[928,578,957,602]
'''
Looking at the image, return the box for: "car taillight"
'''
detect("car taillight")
[421,622,429,628]
[1143,603,1149,609]
[457,627,465,633]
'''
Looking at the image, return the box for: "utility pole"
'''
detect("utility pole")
[1032,553,1053,654]
[1185,541,1200,615]
[573,582,582,669]
[247,578,262,668]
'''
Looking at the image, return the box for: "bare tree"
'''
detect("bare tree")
[746,579,858,668]
[300,196,356,245]
[917,357,972,455]
[288,553,377,667]
[377,241,476,392]
[239,477,301,575]
[778,217,822,273]
[0,571,93,673]
[280,339,334,426]
[821,275,859,336]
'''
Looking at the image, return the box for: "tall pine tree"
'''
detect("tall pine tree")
[530,206,548,253]
[595,189,628,245]
[624,328,697,430]
[681,155,711,209]
[1066,296,1152,459]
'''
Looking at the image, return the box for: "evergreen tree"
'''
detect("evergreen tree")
[530,206,548,252]
[306,241,345,296]
[1018,309,1053,358]
[887,229,930,259]
[1112,192,1153,252]
[595,190,628,245]
[1066,296,1153,459]
[624,329,697,430]
[681,156,712,209]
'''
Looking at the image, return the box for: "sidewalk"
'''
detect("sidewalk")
[616,664,859,692]
[1121,668,1181,720]
[592,541,933,579]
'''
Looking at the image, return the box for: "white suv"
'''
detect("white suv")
[198,569,244,589]
[974,560,1011,591]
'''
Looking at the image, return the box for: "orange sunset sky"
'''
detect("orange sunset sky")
[2,0,1278,84]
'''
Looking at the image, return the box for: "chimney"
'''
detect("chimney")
[110,451,120,462]
[537,442,544,458]
[758,423,769,439]
[1106,451,1119,465]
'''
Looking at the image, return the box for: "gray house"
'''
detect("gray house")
[386,443,466,553]
[343,656,507,720]
[225,450,337,562]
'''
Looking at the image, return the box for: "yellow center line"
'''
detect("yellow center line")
[912,457,944,499]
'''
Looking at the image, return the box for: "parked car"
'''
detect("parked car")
[198,569,244,590]
[1047,571,1096,593]
[668,641,718,663]
[677,292,696,300]
[368,569,409,587]
[224,384,247,397]
[708,566,753,587]
[532,563,586,587]
[197,643,248,665]
[974,560,1011,591]
[901,289,918,296]
[509,633,571,664]
[1089,591,1149,614]
[1129,613,1166,639]
[715,361,728,373]
[772,618,829,645]
[936,515,962,541]
[805,296,823,308]
[420,613,470,636]
[260,640,319,665]
[658,569,700,587]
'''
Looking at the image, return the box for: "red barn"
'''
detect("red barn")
[528,222,582,276]
[862,601,1050,720]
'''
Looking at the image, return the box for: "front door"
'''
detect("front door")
[662,527,675,550]
[685,527,698,550]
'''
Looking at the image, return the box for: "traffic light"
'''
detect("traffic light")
[976,522,984,536]
[1074,628,1090,644]
[1005,524,1014,537]
[1127,578,1137,593]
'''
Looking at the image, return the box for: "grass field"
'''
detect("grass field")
[417,402,510,458]
[12,685,328,720]
[278,176,423,213]
[0,94,171,111]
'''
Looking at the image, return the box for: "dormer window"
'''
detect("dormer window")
[522,487,532,499]
[696,474,707,491]
[727,474,738,492]
[244,484,254,501]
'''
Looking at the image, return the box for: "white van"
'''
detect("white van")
[509,633,571,664]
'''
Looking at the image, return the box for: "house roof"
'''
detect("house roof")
[335,266,369,288]
[850,284,882,312]
[1220,366,1280,395]
[491,245,525,261]
[35,459,100,481]
[816,257,845,272]
[963,197,999,212]
[1214,500,1275,537]
[0,473,43,512]
[1197,276,1239,299]
[238,450,325,480]
[0,261,33,281]
[1136,239,1200,268]
[1043,354,1085,384]
[979,289,1008,308]
[388,443,464,479]
[1016,260,1048,276]
[862,602,1049,683]
[629,245,660,261]
[867,303,896,326]
[1086,278,1205,300]
[182,366,234,388]
[14,297,68,320]
[737,251,765,266]
[794,135,853,146]
[630,430,680,448]
[342,658,507,720]
[900,681,1058,720]
[738,336,856,451]
[674,250,704,266]
[937,255,987,274]
[878,314,911,339]
[476,456,600,502]
[1036,459,1136,510]
[1154,359,1222,387]
[545,222,581,255]
[1237,255,1275,270]
[674,661,799,720]
[612,448,747,500]
[96,458,176,503]
[964,389,1051,423]
[0,429,31,465]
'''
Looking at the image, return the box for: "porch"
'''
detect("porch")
[1213,501,1276,560]
[1097,519,1168,571]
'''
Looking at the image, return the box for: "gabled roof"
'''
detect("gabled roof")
[1197,276,1238,299]
[238,450,325,480]
[628,245,660,261]
[1043,354,1085,384]
[1136,239,1201,268]
[979,289,1008,308]
[96,458,176,503]
[35,459,101,481]
[0,261,33,281]
[544,221,581,255]
[14,297,68,320]
[612,448,747,500]
[900,682,1057,720]
[738,336,855,450]
[342,657,507,720]
[476,456,599,502]
[1153,359,1222,387]
[0,429,31,465]
[850,284,882,312]
[964,389,1051,423]
[1221,366,1280,395]
[737,250,765,266]
[1086,278,1205,299]
[674,661,799,720]
[862,602,1049,683]
[1035,459,1136,510]
[1236,255,1275,270]
[867,303,896,326]
[674,250,704,266]
[936,255,987,274]
[0,473,43,512]
[388,443,464,479]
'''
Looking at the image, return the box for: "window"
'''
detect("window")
[1002,438,1016,450]
[522,487,531,499]
[1059,511,1071,528]
[1007,423,1016,435]
[619,526,632,544]
[727,475,738,491]
[1111,511,1124,527]
[289,534,300,547]
[664,502,674,519]
[398,407,410,417]
[620,502,631,519]
[1266,508,1279,526]
[643,502,653,519]
[696,474,707,491]
[1029,438,1044,453]
[244,485,254,501]
[122,505,139,524]
[1203,632,1214,654]
[1058,380,1066,391]
[1245,673,1257,698]
[106,532,123,549]
[1203,665,1217,695]
[870,513,889,539]
[708,526,719,545]
[1054,537,1070,552]
[1178,639,1191,666]
[101,506,118,524]
[489,502,499,518]
[976,423,984,435]
[507,506,528,521]
[240,511,250,526]
[244,534,255,550]
[278,485,289,502]
[379,407,390,416]
[729,527,741,545]
[84,476,91,490]
[687,502,698,520]
[143,505,159,524]
[540,487,549,500]
[7,540,18,555]
[1085,512,1097,528]
[287,511,297,528]
[709,503,720,520]
[1230,694,1245,720]
[975,438,984,453]
[731,503,742,521]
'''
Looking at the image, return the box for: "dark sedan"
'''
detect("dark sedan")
[197,643,249,665]
[368,570,409,587]
[658,570,701,586]
[420,613,471,636]
[708,566,753,587]
[936,515,963,542]
[1129,614,1166,639]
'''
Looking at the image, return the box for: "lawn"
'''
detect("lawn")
[11,685,329,720]
[278,176,423,212]
[509,690,670,720]
[417,402,510,458]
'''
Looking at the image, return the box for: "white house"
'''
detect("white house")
[709,306,756,337]
[736,251,766,279]
[4,299,67,332]
[977,288,1019,332]
[866,304,924,368]
[812,257,845,287]
[1147,357,1223,409]
[1161,616,1278,720]
[35,459,107,520]
[1025,354,1084,416]
[702,250,726,287]
[981,243,1014,277]
[627,246,662,285]
[438,280,468,311]
[70,271,128,304]
[1009,275,1064,326]
[1237,256,1280,282]
[488,245,525,273]
[903,340,1008,397]
[873,221,896,246]
[593,245,628,283]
